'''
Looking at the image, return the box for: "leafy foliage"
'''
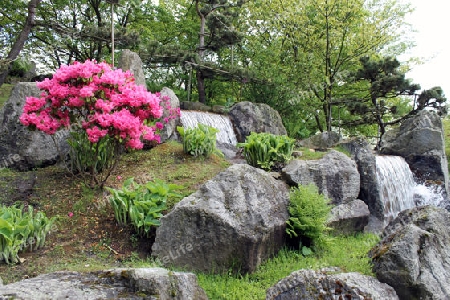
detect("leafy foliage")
[286,184,332,252]
[177,124,222,158]
[344,56,446,147]
[66,131,120,184]
[0,204,56,264]
[237,132,295,171]
[107,178,182,237]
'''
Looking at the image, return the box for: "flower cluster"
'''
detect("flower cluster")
[20,60,164,149]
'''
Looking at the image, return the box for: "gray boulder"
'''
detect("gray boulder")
[369,205,450,300]
[327,199,370,235]
[0,82,69,171]
[340,138,384,220]
[380,110,449,196]
[266,268,399,300]
[282,150,360,205]
[297,131,341,150]
[229,101,287,143]
[158,87,181,143]
[0,268,208,300]
[118,49,146,87]
[152,164,290,274]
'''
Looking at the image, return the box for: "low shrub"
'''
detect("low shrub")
[66,130,120,184]
[238,132,295,170]
[177,124,222,157]
[0,204,56,264]
[286,184,332,253]
[107,178,182,237]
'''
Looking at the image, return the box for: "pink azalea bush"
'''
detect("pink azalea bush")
[20,60,164,150]
[20,60,178,187]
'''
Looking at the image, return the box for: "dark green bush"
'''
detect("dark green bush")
[237,132,295,170]
[286,184,332,252]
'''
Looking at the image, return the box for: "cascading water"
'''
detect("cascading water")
[376,155,446,223]
[180,110,238,145]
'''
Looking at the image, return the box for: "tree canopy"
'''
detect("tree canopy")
[0,0,446,143]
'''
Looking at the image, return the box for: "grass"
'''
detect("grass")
[198,233,378,299]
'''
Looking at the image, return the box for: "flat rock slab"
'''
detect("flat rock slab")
[0,268,207,300]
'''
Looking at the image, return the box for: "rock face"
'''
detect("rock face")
[229,101,287,142]
[341,138,384,220]
[0,82,69,171]
[118,49,146,87]
[380,110,449,196]
[370,205,450,300]
[158,87,181,143]
[0,268,208,300]
[282,150,360,205]
[327,199,370,234]
[266,268,399,300]
[152,164,290,274]
[297,131,341,150]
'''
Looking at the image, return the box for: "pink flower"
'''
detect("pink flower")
[68,212,74,218]
[20,60,166,150]
[117,176,122,180]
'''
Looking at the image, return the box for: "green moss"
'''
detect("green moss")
[0,83,13,108]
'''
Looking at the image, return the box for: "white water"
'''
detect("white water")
[376,155,446,223]
[180,110,238,145]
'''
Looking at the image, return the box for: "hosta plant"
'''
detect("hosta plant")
[0,205,56,264]
[107,178,182,237]
[177,124,223,158]
[237,132,295,171]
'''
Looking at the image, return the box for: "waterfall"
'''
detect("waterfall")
[180,110,238,145]
[376,155,446,223]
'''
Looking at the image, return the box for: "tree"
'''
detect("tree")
[343,56,446,148]
[193,0,244,103]
[0,0,41,87]
[240,0,413,134]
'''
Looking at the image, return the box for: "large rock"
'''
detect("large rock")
[327,199,370,235]
[151,164,289,274]
[229,101,287,143]
[282,150,360,205]
[369,205,450,300]
[118,49,146,87]
[0,82,69,171]
[0,268,208,300]
[297,131,341,150]
[266,268,399,300]
[380,110,449,196]
[340,138,384,220]
[158,87,181,143]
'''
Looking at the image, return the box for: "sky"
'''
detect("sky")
[401,0,450,96]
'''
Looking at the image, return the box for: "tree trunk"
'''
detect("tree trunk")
[196,70,206,104]
[0,0,42,87]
